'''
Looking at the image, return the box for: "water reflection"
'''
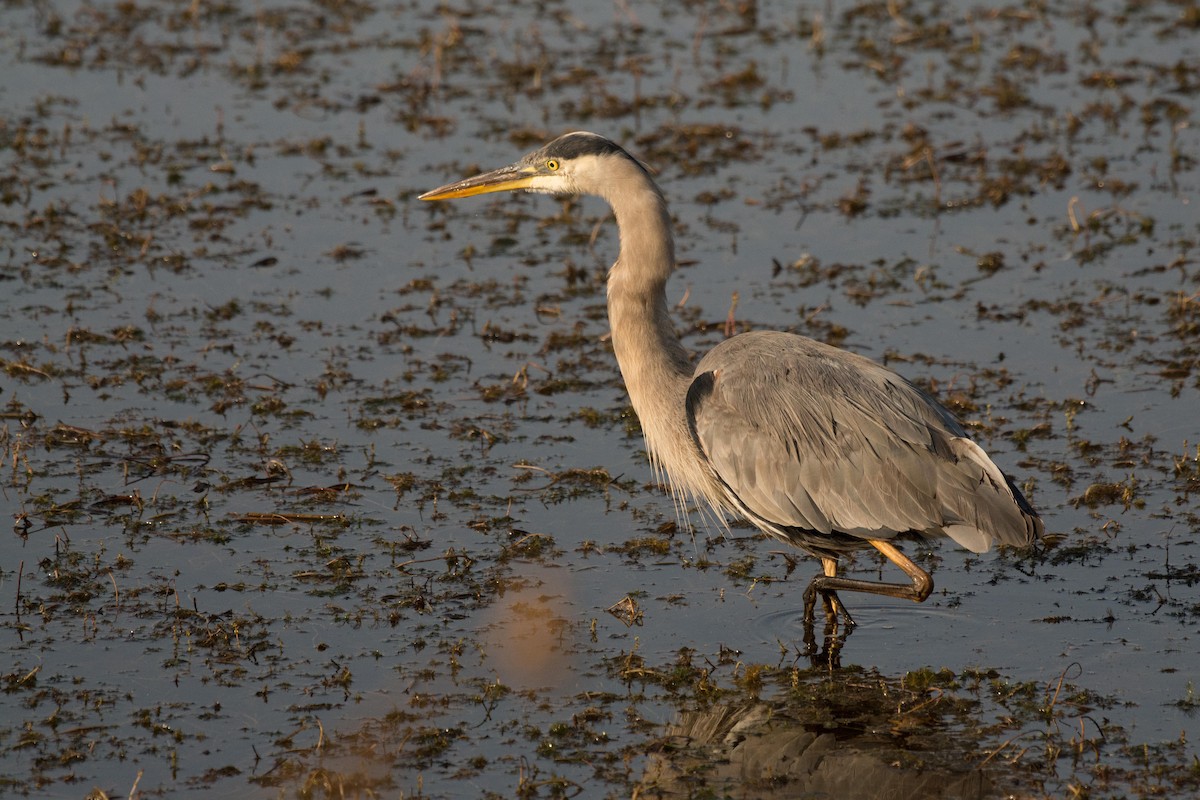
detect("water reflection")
[480,571,578,691]
[641,686,994,800]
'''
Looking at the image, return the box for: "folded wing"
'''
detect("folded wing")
[686,331,1041,552]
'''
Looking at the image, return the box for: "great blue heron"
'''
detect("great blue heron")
[420,132,1043,627]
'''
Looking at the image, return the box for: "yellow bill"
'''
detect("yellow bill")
[419,164,536,201]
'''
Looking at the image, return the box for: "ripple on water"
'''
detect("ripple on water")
[752,598,1015,668]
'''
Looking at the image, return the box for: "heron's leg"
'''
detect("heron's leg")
[801,558,854,665]
[872,540,934,600]
[820,558,839,616]
[806,539,934,605]
[820,558,857,626]
[802,558,857,629]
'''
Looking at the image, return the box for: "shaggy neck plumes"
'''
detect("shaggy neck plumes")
[597,159,724,515]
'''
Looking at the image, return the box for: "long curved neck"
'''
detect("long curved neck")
[600,166,699,486]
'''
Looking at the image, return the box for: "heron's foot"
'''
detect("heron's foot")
[802,576,858,630]
[800,575,858,668]
[825,590,857,629]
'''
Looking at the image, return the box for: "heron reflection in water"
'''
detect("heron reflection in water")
[421,132,1042,640]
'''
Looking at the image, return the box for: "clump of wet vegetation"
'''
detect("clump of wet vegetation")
[1,0,1198,797]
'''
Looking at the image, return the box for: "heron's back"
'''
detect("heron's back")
[685,330,1043,558]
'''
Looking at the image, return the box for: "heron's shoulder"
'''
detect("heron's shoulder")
[691,329,963,434]
[696,330,877,376]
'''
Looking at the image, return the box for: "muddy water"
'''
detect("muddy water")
[1,1,1198,798]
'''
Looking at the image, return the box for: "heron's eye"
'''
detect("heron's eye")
[546,159,560,171]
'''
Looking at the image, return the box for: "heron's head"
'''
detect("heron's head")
[419,132,651,203]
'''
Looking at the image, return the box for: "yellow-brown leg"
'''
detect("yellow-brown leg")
[802,557,854,663]
[870,540,933,601]
[802,539,934,626]
[820,557,839,614]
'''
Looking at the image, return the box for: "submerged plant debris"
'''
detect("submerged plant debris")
[1,0,1198,797]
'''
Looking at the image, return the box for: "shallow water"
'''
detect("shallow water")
[1,0,1198,797]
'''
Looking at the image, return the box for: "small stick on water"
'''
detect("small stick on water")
[128,769,143,799]
[14,559,22,624]
[108,569,120,612]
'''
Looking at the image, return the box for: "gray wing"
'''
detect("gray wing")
[686,330,1041,552]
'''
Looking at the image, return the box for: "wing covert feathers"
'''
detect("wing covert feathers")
[685,331,1042,552]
